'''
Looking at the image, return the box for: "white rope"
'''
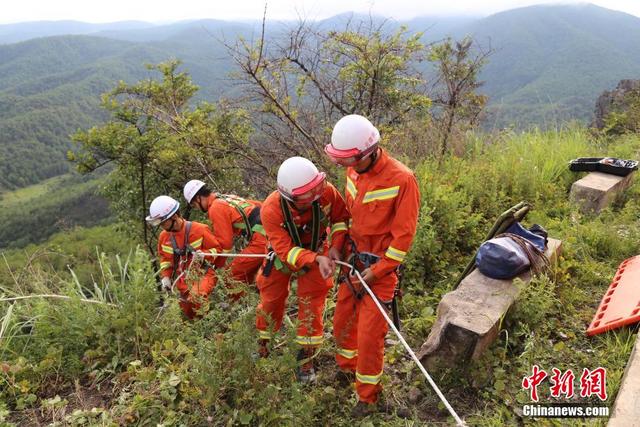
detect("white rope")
[335,260,466,426]
[203,253,271,258]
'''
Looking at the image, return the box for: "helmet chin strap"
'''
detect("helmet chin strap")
[197,195,207,212]
[355,147,379,174]
[288,198,309,213]
[166,215,183,232]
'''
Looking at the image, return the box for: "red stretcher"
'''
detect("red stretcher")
[587,255,640,336]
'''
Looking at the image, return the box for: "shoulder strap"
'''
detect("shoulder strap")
[183,221,192,252]
[220,194,253,241]
[168,222,193,276]
[279,198,322,251]
[170,234,180,254]
[169,234,180,277]
[280,196,302,247]
[310,201,321,252]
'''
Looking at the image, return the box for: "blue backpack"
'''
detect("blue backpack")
[475,222,547,280]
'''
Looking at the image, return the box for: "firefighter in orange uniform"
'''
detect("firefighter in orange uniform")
[325,115,420,415]
[183,180,267,294]
[257,157,349,382]
[147,195,222,319]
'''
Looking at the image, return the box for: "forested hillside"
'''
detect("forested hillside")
[0,36,163,190]
[0,28,243,191]
[456,4,640,127]
[1,3,640,195]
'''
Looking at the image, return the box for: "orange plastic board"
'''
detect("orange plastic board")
[587,255,640,336]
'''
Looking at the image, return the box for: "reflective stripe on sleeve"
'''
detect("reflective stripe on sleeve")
[385,246,407,262]
[286,246,304,267]
[190,237,203,249]
[362,186,400,203]
[330,222,348,237]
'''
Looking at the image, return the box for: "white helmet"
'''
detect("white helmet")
[146,195,180,226]
[325,114,379,164]
[277,157,326,203]
[183,179,206,203]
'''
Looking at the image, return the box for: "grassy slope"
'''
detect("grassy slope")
[0,129,638,425]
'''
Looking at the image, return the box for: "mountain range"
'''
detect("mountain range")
[0,3,639,192]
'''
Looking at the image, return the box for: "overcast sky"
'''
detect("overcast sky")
[1,0,638,24]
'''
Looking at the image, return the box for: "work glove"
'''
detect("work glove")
[161,276,172,292]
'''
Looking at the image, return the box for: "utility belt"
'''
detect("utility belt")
[169,222,215,281]
[340,242,403,330]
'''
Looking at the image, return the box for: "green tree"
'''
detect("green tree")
[69,61,252,254]
[428,37,491,158]
[228,18,432,176]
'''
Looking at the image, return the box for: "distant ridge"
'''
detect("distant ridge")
[1,3,640,190]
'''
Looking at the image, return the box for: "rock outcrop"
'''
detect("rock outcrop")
[593,79,640,129]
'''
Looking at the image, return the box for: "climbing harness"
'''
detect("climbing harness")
[262,198,326,277]
[218,194,264,243]
[339,237,402,329]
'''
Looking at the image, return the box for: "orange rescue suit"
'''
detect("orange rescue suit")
[204,194,268,287]
[256,183,349,347]
[158,220,222,319]
[333,148,420,403]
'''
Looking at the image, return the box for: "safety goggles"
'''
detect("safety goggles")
[146,210,178,227]
[280,172,327,204]
[324,143,377,166]
[146,216,170,227]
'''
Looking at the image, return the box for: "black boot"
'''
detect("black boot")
[351,401,376,418]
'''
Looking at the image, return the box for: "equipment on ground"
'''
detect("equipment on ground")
[453,201,530,289]
[569,157,638,177]
[587,255,640,336]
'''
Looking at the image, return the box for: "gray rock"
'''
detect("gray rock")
[570,171,635,214]
[608,333,640,426]
[593,79,640,129]
[417,239,562,371]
